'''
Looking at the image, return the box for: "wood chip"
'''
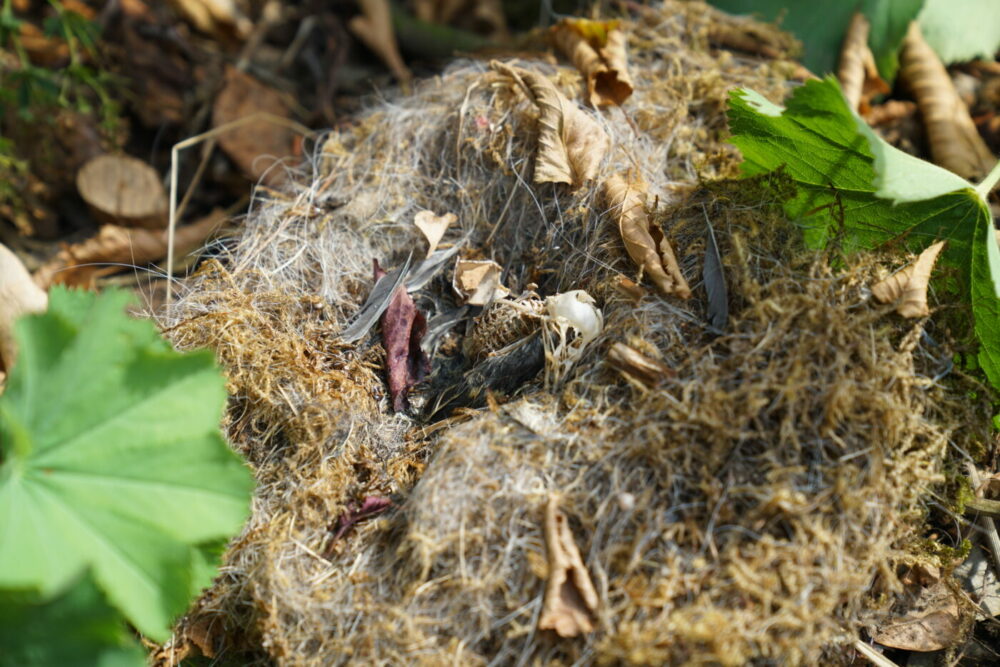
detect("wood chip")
[538,495,599,637]
[76,154,168,229]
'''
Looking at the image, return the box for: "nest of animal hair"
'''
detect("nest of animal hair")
[153,2,991,665]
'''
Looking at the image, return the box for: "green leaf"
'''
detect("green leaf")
[0,575,144,667]
[707,0,923,78]
[728,77,980,254]
[727,76,1000,391]
[863,0,924,80]
[918,0,1000,64]
[0,287,254,642]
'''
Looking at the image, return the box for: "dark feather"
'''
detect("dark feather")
[339,252,413,343]
[427,332,545,417]
[703,210,728,331]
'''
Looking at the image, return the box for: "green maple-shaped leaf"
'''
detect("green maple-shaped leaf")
[0,287,253,642]
[727,76,1000,390]
[0,575,145,667]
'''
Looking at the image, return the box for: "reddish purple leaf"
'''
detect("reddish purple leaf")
[374,259,430,411]
[330,495,394,542]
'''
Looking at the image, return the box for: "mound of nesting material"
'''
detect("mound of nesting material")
[158,2,957,665]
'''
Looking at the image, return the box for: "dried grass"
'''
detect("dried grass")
[154,2,990,664]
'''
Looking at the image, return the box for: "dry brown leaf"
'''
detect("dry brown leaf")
[871,240,945,318]
[413,210,456,256]
[490,61,610,186]
[607,342,673,388]
[168,0,251,41]
[872,581,963,651]
[550,18,633,107]
[837,12,890,113]
[538,495,599,637]
[212,66,296,187]
[349,0,413,87]
[18,22,68,66]
[602,174,691,298]
[0,243,48,372]
[413,0,507,40]
[900,21,995,180]
[33,210,227,289]
[453,259,508,306]
[76,155,168,229]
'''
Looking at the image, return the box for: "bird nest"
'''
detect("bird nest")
[154,2,988,664]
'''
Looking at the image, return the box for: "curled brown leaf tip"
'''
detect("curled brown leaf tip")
[900,21,995,180]
[490,61,610,186]
[837,12,889,113]
[550,18,633,107]
[602,174,691,299]
[538,495,599,638]
[608,342,673,388]
[872,240,945,318]
[375,260,430,411]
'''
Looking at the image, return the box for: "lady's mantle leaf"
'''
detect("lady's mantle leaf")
[0,574,145,666]
[728,76,1000,389]
[0,287,254,642]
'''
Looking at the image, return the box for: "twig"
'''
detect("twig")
[852,639,900,667]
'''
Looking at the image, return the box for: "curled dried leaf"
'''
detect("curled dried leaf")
[900,22,995,180]
[602,174,691,298]
[538,495,599,638]
[453,258,508,306]
[212,67,296,187]
[33,211,226,290]
[550,18,633,107]
[490,61,610,186]
[413,210,456,256]
[348,0,412,87]
[837,12,889,113]
[871,581,963,651]
[607,342,673,388]
[871,240,945,318]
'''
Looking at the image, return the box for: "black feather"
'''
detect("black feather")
[703,210,728,331]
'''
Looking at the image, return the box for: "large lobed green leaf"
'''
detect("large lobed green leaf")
[0,575,144,667]
[0,287,254,642]
[727,77,1000,390]
[918,0,1000,65]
